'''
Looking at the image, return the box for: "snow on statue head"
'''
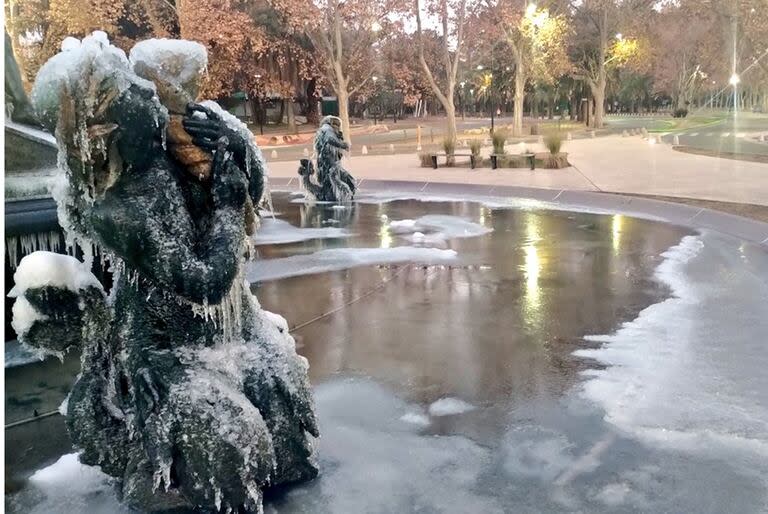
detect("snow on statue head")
[31,31,167,245]
[129,38,208,113]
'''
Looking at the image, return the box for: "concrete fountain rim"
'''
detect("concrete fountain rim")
[270,177,768,248]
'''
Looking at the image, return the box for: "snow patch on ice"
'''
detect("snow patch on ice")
[428,397,477,416]
[400,411,431,427]
[388,215,492,246]
[246,247,457,282]
[252,218,351,245]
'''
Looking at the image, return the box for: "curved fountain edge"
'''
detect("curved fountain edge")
[269,177,768,248]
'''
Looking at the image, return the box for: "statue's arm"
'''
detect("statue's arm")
[325,129,349,150]
[93,155,247,305]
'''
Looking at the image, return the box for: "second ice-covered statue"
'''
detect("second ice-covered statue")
[298,115,356,202]
[11,34,319,513]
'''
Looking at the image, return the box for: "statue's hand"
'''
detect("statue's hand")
[211,140,247,209]
[182,103,248,161]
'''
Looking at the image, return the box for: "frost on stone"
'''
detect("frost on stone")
[21,34,319,514]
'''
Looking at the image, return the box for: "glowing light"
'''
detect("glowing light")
[372,76,378,82]
[615,33,623,40]
[371,21,382,32]
[525,3,537,17]
[476,64,484,70]
[729,73,741,86]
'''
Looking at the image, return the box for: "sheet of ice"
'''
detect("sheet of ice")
[252,218,351,246]
[575,231,768,469]
[246,247,457,282]
[4,339,45,367]
[7,453,129,514]
[428,397,477,416]
[354,192,667,222]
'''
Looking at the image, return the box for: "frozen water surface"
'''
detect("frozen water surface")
[7,192,768,513]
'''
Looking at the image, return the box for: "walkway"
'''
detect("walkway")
[266,134,768,206]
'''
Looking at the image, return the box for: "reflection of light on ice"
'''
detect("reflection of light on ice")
[379,224,393,248]
[522,213,542,319]
[524,245,540,309]
[612,214,623,254]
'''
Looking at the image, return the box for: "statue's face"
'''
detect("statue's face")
[106,81,167,170]
[330,119,341,133]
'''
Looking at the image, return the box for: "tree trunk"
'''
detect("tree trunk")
[285,98,297,134]
[591,76,606,129]
[445,95,457,146]
[337,84,351,146]
[512,67,525,137]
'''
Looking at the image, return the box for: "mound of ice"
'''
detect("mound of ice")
[9,251,103,297]
[252,218,351,245]
[387,215,492,246]
[428,397,477,416]
[246,247,457,282]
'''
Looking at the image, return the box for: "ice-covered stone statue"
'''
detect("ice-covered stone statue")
[11,33,319,513]
[298,115,356,202]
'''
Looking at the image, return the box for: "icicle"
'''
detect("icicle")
[7,236,19,269]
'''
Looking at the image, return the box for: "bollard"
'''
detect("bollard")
[622,130,628,137]
[590,130,596,138]
[567,132,572,141]
[271,150,278,159]
[673,135,680,145]
[389,143,395,153]
[361,145,368,155]
[760,134,766,142]
[303,147,309,157]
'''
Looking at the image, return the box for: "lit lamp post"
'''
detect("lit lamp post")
[372,75,379,124]
[729,72,740,114]
[460,81,466,120]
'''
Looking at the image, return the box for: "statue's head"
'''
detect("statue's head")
[31,31,168,238]
[129,39,208,114]
[320,115,342,133]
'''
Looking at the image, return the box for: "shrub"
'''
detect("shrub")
[469,139,482,157]
[530,124,540,135]
[418,152,433,167]
[442,137,455,155]
[491,129,508,155]
[543,131,563,155]
[673,108,688,118]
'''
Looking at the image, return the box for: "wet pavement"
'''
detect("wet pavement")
[8,192,768,513]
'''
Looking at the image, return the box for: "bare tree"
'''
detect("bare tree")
[415,0,468,146]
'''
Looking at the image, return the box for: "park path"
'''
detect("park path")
[266,134,768,206]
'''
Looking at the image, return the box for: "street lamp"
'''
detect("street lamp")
[372,76,379,124]
[615,33,623,41]
[526,3,537,17]
[729,73,740,86]
[476,64,484,70]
